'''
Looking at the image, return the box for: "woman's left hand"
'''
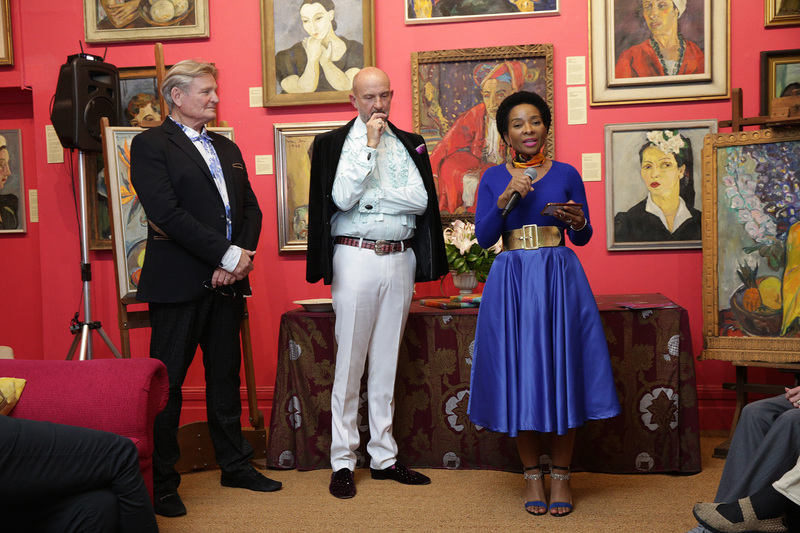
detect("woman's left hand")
[556,201,585,230]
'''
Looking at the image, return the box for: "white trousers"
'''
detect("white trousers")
[329,243,416,471]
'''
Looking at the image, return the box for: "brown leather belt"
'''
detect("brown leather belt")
[502,225,562,251]
[334,236,413,255]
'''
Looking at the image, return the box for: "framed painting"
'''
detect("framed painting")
[84,0,209,43]
[411,44,554,223]
[103,125,233,300]
[0,0,12,66]
[700,128,800,363]
[589,0,729,105]
[260,0,375,107]
[405,0,558,24]
[0,130,25,234]
[274,121,346,252]
[85,66,167,250]
[766,0,800,26]
[605,119,717,251]
[760,49,800,116]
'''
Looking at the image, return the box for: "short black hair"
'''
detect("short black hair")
[301,0,337,31]
[495,90,551,140]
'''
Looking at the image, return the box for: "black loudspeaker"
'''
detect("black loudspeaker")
[50,55,123,152]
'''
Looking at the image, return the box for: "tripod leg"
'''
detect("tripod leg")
[78,323,90,361]
[97,326,124,359]
[66,332,81,361]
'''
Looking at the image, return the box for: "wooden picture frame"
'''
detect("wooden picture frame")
[411,44,554,223]
[765,0,800,26]
[760,48,800,116]
[605,119,717,251]
[103,125,233,300]
[84,0,209,43]
[700,128,800,363]
[0,0,13,66]
[589,0,729,105]
[404,0,558,24]
[260,0,375,107]
[86,66,167,250]
[0,129,25,234]
[274,121,346,252]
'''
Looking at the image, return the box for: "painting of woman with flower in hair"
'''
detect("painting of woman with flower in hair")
[614,130,701,242]
[607,121,716,250]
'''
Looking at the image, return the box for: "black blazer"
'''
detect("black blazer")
[306,118,448,285]
[130,119,262,303]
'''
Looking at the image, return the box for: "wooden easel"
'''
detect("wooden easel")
[102,44,266,469]
[712,89,800,458]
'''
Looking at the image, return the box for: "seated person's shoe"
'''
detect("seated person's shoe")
[330,468,356,499]
[370,461,431,485]
[154,491,186,517]
[693,500,787,533]
[220,468,282,492]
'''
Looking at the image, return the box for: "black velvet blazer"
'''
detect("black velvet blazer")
[306,118,448,285]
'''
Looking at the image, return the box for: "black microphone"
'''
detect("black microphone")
[502,167,537,219]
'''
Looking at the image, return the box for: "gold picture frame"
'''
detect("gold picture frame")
[0,0,13,66]
[589,0,729,105]
[404,0,559,24]
[260,0,375,107]
[84,0,209,44]
[274,121,347,252]
[102,125,233,300]
[411,44,553,223]
[700,128,800,363]
[760,48,800,116]
[766,0,800,26]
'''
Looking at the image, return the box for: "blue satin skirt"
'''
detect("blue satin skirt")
[467,247,621,437]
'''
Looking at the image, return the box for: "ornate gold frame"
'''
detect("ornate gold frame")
[411,44,554,223]
[260,0,375,107]
[700,128,800,362]
[765,0,800,27]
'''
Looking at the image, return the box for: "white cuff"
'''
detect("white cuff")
[220,245,242,272]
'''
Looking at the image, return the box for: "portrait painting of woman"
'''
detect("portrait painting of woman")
[606,121,716,250]
[275,0,363,94]
[414,49,552,218]
[614,0,706,81]
[0,131,25,233]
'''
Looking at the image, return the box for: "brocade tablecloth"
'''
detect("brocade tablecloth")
[266,293,700,474]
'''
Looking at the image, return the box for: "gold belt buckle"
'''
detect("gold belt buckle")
[522,224,539,250]
[374,240,391,255]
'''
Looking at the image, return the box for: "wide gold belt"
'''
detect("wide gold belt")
[502,225,562,251]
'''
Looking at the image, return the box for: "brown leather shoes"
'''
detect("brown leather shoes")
[329,468,356,499]
[370,461,431,485]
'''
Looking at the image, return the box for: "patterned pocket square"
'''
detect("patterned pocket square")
[415,143,427,154]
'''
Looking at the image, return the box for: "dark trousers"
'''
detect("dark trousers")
[0,416,158,533]
[149,292,253,496]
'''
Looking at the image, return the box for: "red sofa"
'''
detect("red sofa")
[0,358,169,498]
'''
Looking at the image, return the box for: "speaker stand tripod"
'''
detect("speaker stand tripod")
[67,150,123,360]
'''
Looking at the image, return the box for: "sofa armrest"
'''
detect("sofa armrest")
[0,358,169,454]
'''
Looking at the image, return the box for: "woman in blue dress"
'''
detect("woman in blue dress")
[467,91,620,517]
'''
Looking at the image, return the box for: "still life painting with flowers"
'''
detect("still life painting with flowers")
[702,129,800,362]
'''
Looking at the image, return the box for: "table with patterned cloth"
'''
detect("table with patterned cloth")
[266,293,701,474]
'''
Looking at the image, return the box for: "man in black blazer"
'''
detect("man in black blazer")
[306,67,448,499]
[131,59,280,517]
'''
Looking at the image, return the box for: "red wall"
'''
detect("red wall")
[1,1,797,430]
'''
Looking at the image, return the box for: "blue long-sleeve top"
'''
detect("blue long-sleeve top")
[474,161,593,249]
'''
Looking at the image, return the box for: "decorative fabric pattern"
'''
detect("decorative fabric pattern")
[266,294,701,474]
